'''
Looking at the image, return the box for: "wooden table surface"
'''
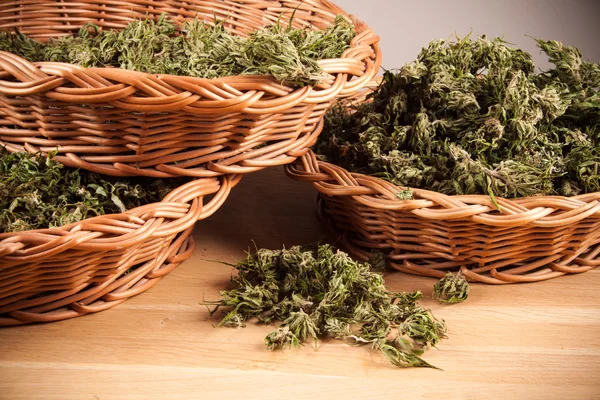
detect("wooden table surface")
[1,168,599,400]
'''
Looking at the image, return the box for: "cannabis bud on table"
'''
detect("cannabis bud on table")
[207,244,447,368]
[434,273,469,304]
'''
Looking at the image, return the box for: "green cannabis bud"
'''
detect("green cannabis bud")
[0,14,355,86]
[207,244,447,369]
[367,251,387,272]
[264,326,300,350]
[0,149,185,233]
[433,272,469,304]
[395,189,414,200]
[316,35,600,199]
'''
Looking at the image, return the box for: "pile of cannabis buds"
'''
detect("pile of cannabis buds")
[316,36,600,199]
[207,245,467,369]
[0,14,355,86]
[0,150,185,233]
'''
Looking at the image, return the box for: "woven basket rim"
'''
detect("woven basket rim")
[0,173,241,257]
[0,0,381,92]
[286,151,600,284]
[286,150,600,228]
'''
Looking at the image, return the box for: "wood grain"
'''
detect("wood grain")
[1,168,599,400]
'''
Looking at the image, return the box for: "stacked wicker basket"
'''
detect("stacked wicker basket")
[6,0,593,330]
[0,0,381,325]
[286,87,600,284]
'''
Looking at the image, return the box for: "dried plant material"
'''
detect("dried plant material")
[0,14,355,86]
[367,251,387,272]
[316,35,600,198]
[395,189,414,200]
[433,272,469,304]
[0,149,185,233]
[206,244,447,368]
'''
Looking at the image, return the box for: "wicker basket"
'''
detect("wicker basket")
[0,0,381,178]
[0,173,240,325]
[286,150,600,284]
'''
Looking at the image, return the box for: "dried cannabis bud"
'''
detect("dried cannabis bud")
[433,272,469,304]
[316,35,600,198]
[0,149,185,233]
[367,251,387,272]
[207,244,447,368]
[0,14,355,86]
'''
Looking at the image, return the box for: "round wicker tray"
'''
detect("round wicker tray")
[286,150,600,284]
[0,173,240,325]
[0,0,381,178]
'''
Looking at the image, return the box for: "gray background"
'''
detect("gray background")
[334,0,600,71]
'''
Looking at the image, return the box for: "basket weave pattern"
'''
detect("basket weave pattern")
[286,151,600,284]
[0,174,240,325]
[0,0,381,177]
